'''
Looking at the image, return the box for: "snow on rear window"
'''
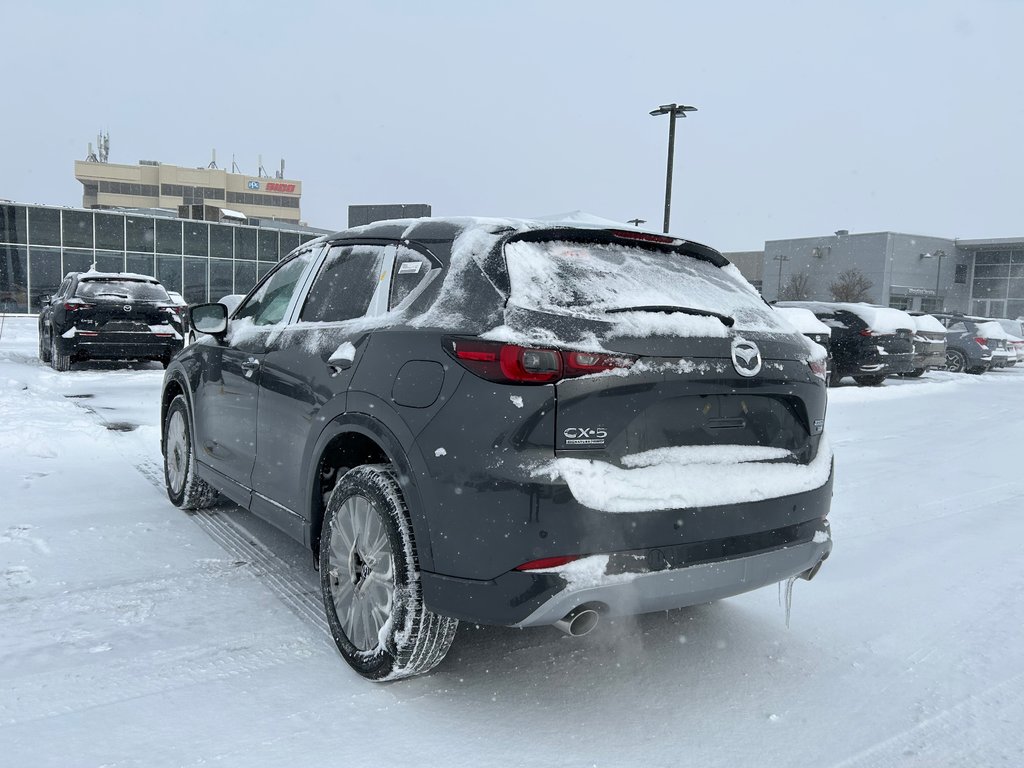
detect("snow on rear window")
[76,280,169,302]
[913,314,946,333]
[503,240,787,334]
[774,306,831,335]
[978,321,1009,339]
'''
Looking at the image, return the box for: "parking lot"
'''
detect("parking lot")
[2,316,1023,767]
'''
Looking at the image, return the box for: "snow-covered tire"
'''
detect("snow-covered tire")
[50,336,71,372]
[38,329,51,363]
[163,395,219,510]
[319,464,457,681]
[853,374,886,386]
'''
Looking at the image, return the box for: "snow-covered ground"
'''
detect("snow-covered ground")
[2,315,1022,768]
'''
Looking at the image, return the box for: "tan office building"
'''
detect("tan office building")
[74,160,302,223]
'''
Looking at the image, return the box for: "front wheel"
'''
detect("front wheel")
[163,394,219,509]
[320,465,457,681]
[901,368,926,378]
[853,374,886,386]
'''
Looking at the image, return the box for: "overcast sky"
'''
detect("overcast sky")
[3,0,1022,251]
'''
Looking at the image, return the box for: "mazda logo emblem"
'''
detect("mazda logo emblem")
[731,337,762,377]
[123,305,132,312]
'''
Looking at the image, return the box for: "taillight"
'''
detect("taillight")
[445,338,635,384]
[63,299,95,311]
[975,337,989,347]
[808,359,827,381]
[858,328,874,337]
[514,555,581,571]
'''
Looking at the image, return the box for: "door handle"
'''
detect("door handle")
[241,358,260,377]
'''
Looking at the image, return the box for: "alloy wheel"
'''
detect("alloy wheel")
[327,495,395,652]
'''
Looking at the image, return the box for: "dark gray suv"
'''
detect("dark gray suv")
[160,219,834,680]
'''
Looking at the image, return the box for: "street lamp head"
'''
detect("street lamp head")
[650,104,698,117]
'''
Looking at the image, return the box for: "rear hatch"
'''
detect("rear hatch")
[71,278,180,336]
[500,230,825,469]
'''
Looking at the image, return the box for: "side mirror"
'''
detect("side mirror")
[190,303,228,337]
[40,294,51,305]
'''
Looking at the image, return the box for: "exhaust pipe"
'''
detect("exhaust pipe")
[799,557,826,582]
[554,606,600,637]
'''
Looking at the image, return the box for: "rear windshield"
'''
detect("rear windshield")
[503,239,788,333]
[76,279,170,302]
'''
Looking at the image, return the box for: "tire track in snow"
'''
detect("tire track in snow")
[0,636,319,727]
[134,456,328,635]
[62,393,331,640]
[825,670,1024,768]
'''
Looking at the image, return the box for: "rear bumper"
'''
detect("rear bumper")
[420,463,834,626]
[60,332,182,361]
[514,533,830,627]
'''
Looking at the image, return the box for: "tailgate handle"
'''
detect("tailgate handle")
[706,417,745,430]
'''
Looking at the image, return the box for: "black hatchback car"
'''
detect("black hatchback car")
[776,301,914,385]
[38,271,185,371]
[161,218,834,681]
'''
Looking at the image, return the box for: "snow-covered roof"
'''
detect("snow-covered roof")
[532,210,644,229]
[773,306,831,335]
[776,301,914,333]
[78,270,159,282]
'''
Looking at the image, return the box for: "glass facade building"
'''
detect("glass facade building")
[0,203,326,314]
[968,249,1024,320]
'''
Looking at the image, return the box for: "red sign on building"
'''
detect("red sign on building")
[265,182,296,193]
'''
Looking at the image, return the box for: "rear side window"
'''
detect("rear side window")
[389,246,432,310]
[300,245,385,323]
[503,239,788,333]
[76,279,169,302]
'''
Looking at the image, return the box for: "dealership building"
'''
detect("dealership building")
[0,202,328,314]
[728,229,1024,319]
[74,156,303,224]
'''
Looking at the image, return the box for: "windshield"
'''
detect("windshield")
[76,279,169,302]
[503,239,788,333]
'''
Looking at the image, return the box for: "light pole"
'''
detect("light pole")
[773,254,790,297]
[650,103,697,234]
[919,250,947,310]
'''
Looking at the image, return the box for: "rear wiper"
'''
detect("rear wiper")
[605,305,735,327]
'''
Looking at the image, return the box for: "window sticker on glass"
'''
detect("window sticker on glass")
[398,261,423,274]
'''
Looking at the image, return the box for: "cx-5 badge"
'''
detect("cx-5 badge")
[731,337,762,377]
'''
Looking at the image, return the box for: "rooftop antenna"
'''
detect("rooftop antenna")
[98,130,109,163]
[627,218,646,227]
[258,154,268,178]
[276,158,285,179]
[85,141,98,162]
[208,149,218,169]
[231,154,241,174]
